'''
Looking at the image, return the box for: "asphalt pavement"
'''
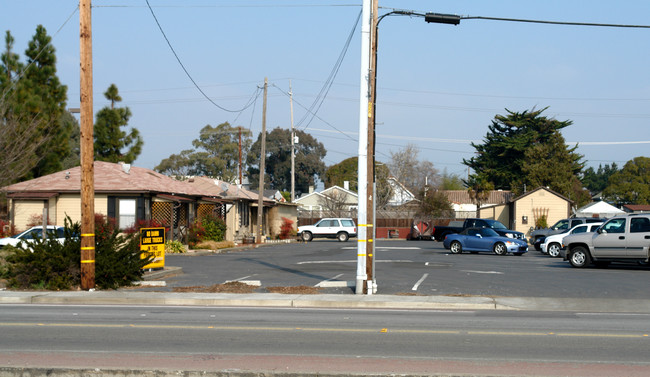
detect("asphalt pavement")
[2,242,650,313]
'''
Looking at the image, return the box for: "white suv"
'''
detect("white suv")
[541,222,602,257]
[298,218,357,242]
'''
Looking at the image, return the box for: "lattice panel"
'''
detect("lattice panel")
[197,204,214,219]
[152,201,173,225]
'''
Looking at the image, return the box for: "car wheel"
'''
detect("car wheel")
[493,242,507,255]
[569,246,591,268]
[547,243,561,258]
[337,232,349,242]
[449,241,462,254]
[301,232,313,242]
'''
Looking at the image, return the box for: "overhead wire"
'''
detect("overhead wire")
[296,9,361,130]
[144,0,259,114]
[0,5,79,102]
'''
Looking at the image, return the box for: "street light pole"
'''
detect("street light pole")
[362,8,461,293]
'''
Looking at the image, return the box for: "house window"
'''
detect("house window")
[119,199,137,229]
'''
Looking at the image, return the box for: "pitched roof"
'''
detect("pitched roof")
[2,161,217,197]
[623,204,650,212]
[442,190,513,205]
[186,176,271,202]
[512,186,572,204]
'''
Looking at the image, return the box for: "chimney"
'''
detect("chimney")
[309,185,314,194]
[119,162,131,174]
[344,181,349,190]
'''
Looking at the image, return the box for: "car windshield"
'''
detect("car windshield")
[480,228,500,237]
[485,220,507,230]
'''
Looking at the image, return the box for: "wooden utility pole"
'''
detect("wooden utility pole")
[80,0,95,290]
[289,80,296,202]
[238,126,243,184]
[364,0,378,293]
[256,78,268,243]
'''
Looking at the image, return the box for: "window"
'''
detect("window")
[571,226,588,234]
[603,218,626,234]
[630,217,650,233]
[238,201,250,227]
[118,199,136,229]
[554,220,569,230]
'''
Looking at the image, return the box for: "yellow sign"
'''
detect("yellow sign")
[140,227,165,269]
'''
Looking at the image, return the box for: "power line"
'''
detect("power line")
[462,16,650,29]
[296,9,362,130]
[144,0,260,113]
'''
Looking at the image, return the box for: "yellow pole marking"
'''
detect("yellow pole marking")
[80,260,95,264]
[81,233,95,237]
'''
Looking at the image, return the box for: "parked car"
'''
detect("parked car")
[541,222,602,257]
[443,227,528,255]
[298,218,357,242]
[561,214,650,268]
[432,218,526,242]
[0,226,67,249]
[531,217,606,251]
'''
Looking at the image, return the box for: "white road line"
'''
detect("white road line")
[412,273,429,291]
[460,270,503,275]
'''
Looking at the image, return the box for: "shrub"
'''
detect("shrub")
[279,217,294,240]
[26,213,53,227]
[165,240,186,253]
[535,215,548,229]
[188,214,227,248]
[3,215,153,290]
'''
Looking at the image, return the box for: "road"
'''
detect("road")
[2,304,650,376]
[150,239,650,299]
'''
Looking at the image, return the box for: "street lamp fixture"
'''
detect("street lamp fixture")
[425,12,461,25]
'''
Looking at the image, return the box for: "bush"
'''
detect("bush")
[3,215,153,290]
[279,217,294,240]
[165,240,186,253]
[188,214,227,248]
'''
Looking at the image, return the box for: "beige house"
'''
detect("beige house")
[186,177,297,242]
[443,190,514,218]
[479,187,572,237]
[2,162,224,242]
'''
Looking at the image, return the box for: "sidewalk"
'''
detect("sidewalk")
[3,288,650,313]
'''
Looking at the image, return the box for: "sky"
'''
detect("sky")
[3,0,650,186]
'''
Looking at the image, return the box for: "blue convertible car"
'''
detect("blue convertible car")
[443,227,528,255]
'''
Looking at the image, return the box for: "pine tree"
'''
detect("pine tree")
[94,84,143,163]
[23,25,71,178]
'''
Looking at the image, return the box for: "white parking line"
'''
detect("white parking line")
[460,270,503,275]
[412,273,429,291]
[297,260,413,265]
[342,247,421,250]
[315,274,344,287]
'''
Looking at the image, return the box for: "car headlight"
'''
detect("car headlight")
[505,233,514,238]
[505,241,516,246]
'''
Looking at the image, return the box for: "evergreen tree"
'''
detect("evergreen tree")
[94,84,143,163]
[23,25,71,177]
[246,127,326,195]
[581,163,619,194]
[464,108,587,205]
[1,27,71,181]
[602,157,650,205]
[155,122,251,181]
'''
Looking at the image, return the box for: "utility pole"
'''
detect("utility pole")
[238,126,243,184]
[289,80,296,203]
[79,0,95,290]
[256,78,268,243]
[356,0,372,294]
[365,0,378,294]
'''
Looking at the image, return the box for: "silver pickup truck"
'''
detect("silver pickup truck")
[561,214,650,268]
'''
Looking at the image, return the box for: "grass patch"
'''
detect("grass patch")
[172,281,257,293]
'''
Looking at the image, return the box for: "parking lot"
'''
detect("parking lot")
[152,239,650,299]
